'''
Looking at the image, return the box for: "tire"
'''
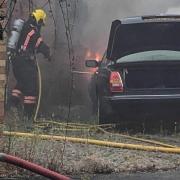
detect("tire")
[98,97,112,124]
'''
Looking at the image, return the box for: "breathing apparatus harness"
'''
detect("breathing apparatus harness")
[7,9,46,61]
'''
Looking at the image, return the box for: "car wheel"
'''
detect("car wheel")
[97,97,110,124]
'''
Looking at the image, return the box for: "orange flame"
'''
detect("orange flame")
[85,49,102,73]
[85,49,102,61]
[95,52,101,61]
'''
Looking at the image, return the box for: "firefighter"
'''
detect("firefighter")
[9,9,51,129]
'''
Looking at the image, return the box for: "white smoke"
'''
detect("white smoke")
[80,0,180,54]
[166,7,180,14]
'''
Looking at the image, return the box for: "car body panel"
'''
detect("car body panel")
[105,94,180,101]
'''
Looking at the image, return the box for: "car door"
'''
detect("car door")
[97,52,111,98]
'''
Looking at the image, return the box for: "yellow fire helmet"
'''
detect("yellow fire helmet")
[32,9,47,25]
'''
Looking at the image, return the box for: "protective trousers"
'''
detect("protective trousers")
[11,55,38,120]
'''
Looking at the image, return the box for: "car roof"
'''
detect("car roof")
[120,15,180,24]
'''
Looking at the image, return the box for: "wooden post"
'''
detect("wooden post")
[0,0,7,125]
[0,2,7,176]
[0,37,6,125]
[0,3,6,172]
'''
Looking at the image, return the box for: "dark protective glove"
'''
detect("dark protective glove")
[7,51,11,61]
[47,54,55,62]
[36,41,51,61]
[7,49,16,63]
[47,55,52,62]
[45,46,51,60]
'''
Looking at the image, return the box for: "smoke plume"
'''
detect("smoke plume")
[80,0,180,54]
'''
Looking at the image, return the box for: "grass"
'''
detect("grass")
[1,109,180,178]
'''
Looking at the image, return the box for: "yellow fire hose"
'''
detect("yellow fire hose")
[3,131,180,154]
[36,120,114,128]
[97,127,177,148]
[33,59,42,122]
[34,120,176,148]
[34,124,91,132]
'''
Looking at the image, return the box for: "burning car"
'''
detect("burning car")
[86,15,180,125]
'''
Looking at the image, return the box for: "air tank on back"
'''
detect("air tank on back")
[7,19,24,51]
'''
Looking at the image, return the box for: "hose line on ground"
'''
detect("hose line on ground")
[0,153,70,180]
[3,131,180,154]
[96,127,177,148]
[34,120,177,148]
[36,121,113,129]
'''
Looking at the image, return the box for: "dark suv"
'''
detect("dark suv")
[86,15,180,124]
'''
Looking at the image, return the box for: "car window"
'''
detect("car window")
[116,50,180,63]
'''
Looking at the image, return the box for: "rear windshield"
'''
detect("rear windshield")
[116,50,180,63]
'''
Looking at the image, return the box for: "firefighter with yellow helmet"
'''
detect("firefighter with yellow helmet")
[8,9,51,130]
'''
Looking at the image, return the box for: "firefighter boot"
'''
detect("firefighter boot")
[10,96,21,107]
[23,115,33,132]
[7,96,22,131]
[23,104,35,131]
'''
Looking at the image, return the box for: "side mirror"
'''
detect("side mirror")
[85,60,99,68]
